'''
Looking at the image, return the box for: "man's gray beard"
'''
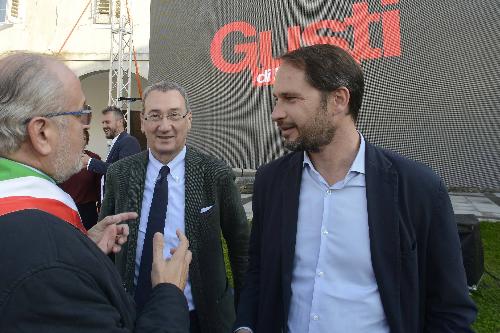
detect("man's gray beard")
[52,127,83,183]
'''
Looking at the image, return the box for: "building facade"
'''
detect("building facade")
[0,0,151,157]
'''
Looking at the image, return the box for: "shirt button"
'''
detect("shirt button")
[322,228,329,235]
[312,314,319,321]
[317,271,324,277]
[326,189,333,194]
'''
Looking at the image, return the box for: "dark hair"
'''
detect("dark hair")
[102,105,124,119]
[280,44,364,121]
[102,105,126,128]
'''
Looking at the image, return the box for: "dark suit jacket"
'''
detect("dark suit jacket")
[100,146,250,333]
[235,143,477,333]
[0,209,189,333]
[88,132,141,175]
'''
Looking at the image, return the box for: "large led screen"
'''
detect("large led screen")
[149,0,500,190]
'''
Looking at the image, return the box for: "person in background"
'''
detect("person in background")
[81,105,141,200]
[0,52,191,332]
[60,128,101,229]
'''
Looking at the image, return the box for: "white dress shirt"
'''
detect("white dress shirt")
[287,135,389,333]
[134,146,195,310]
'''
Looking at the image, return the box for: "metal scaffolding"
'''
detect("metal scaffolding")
[108,0,133,133]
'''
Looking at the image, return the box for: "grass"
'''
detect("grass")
[222,221,500,332]
[471,222,500,333]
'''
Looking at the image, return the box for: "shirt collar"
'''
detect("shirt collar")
[110,132,121,146]
[350,133,365,175]
[148,146,186,181]
[302,132,366,176]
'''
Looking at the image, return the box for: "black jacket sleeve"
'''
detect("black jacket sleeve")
[0,265,189,333]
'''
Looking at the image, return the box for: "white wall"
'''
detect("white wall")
[0,0,151,156]
[0,0,151,77]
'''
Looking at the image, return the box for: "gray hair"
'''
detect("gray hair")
[142,80,191,113]
[0,53,66,154]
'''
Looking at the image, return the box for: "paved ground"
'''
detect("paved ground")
[450,192,500,221]
[241,193,500,221]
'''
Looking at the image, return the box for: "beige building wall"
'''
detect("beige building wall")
[0,0,151,157]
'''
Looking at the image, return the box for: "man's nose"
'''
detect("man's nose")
[271,104,285,122]
[157,117,174,129]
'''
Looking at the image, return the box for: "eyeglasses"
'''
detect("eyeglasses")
[143,111,189,122]
[24,105,93,125]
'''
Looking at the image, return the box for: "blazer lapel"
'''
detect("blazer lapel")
[365,143,401,331]
[280,152,304,325]
[122,150,148,291]
[184,147,205,248]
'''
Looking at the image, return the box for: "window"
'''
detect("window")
[93,0,120,24]
[1,0,20,23]
[10,0,18,18]
[0,0,7,23]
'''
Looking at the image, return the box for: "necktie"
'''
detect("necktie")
[134,165,170,312]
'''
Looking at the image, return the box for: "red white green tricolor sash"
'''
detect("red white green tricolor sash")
[0,158,86,234]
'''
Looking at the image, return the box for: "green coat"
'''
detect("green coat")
[100,146,250,333]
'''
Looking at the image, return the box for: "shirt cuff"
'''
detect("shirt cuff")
[234,327,253,333]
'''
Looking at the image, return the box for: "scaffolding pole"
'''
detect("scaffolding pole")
[108,0,133,133]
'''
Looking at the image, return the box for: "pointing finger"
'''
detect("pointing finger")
[152,232,165,263]
[100,212,138,226]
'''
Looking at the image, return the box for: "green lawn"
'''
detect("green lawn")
[223,221,500,332]
[471,222,500,333]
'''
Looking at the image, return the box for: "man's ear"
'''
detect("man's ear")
[186,112,192,131]
[26,117,56,156]
[329,87,350,115]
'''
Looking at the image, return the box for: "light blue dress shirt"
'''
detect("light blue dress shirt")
[287,135,389,333]
[134,146,195,310]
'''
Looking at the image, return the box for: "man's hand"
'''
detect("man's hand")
[151,230,192,291]
[87,212,137,254]
[81,153,90,170]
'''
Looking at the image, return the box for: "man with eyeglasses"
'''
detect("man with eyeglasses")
[82,105,141,201]
[100,81,250,333]
[0,53,192,332]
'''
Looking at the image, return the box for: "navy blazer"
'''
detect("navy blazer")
[235,142,476,333]
[88,132,141,175]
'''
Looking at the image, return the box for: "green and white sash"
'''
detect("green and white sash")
[0,158,86,234]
